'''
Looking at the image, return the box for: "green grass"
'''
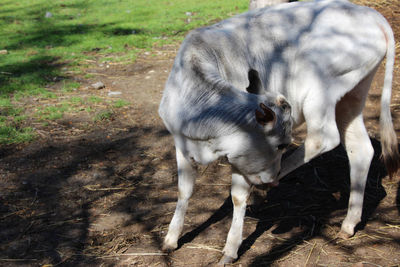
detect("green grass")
[62,81,81,92]
[0,0,248,144]
[36,104,70,121]
[0,126,35,144]
[70,96,84,104]
[0,96,35,144]
[0,0,247,95]
[94,110,113,122]
[88,96,102,103]
[113,99,130,108]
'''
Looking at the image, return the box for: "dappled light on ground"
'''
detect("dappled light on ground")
[0,0,400,266]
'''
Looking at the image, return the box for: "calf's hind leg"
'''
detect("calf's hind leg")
[338,114,373,238]
[163,147,196,251]
[336,74,375,238]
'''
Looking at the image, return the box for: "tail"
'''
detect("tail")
[379,18,400,178]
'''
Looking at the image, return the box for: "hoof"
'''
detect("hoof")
[162,243,177,252]
[337,230,353,240]
[218,255,235,266]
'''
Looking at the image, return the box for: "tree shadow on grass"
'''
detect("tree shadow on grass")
[0,1,130,95]
[0,55,65,94]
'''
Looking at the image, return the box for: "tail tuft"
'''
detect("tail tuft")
[380,125,400,179]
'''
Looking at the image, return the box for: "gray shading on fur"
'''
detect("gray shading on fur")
[159,0,399,264]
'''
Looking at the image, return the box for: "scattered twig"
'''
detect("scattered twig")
[0,211,20,219]
[217,163,230,167]
[359,262,383,267]
[267,233,287,242]
[83,185,135,191]
[382,223,400,230]
[304,241,316,267]
[81,252,168,258]
[186,243,223,252]
[200,164,210,176]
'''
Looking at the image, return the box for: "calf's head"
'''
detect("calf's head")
[228,94,292,186]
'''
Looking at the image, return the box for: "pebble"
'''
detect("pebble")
[45,11,53,18]
[0,50,8,55]
[108,91,122,96]
[91,82,105,90]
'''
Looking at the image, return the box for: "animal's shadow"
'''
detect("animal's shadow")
[177,138,390,263]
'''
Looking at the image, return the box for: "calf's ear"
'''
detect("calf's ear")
[255,103,276,129]
[246,69,262,95]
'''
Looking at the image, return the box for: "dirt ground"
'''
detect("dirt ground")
[1,1,400,267]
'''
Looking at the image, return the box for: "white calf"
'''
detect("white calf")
[159,0,400,264]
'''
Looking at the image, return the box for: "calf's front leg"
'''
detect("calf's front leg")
[219,171,251,265]
[163,148,196,251]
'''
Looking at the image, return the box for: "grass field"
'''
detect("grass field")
[0,0,248,144]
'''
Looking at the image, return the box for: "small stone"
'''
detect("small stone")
[45,12,53,18]
[0,50,8,55]
[185,12,192,16]
[108,91,122,96]
[91,82,105,90]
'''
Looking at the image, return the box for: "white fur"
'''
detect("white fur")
[159,0,396,263]
[249,0,288,10]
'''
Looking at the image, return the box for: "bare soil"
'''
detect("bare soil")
[1,1,400,266]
